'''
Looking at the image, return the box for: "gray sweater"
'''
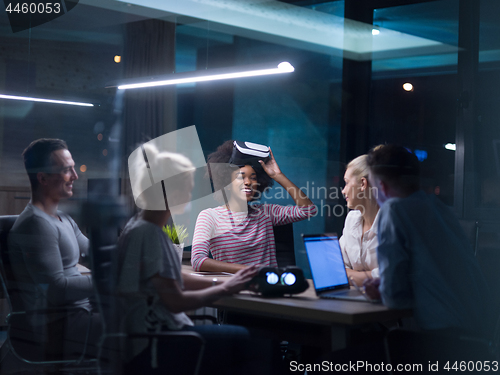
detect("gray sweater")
[8,204,92,321]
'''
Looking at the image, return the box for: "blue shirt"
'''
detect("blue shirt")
[377,191,491,335]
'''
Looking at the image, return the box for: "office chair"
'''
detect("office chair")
[490,313,500,362]
[273,222,295,267]
[89,243,205,375]
[458,219,480,256]
[384,328,493,374]
[0,215,96,373]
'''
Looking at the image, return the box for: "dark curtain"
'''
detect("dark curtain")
[122,19,177,157]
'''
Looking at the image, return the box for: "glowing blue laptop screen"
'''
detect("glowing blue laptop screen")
[304,235,349,291]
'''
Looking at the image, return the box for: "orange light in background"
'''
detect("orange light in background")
[403,82,414,92]
[80,165,87,173]
[97,133,103,141]
[103,149,108,156]
[114,55,121,63]
[434,186,440,195]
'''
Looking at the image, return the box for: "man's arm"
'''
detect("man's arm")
[68,215,91,268]
[376,204,413,309]
[12,217,93,306]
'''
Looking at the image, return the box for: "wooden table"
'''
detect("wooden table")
[182,265,412,353]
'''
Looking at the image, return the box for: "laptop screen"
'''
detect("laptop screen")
[303,234,349,292]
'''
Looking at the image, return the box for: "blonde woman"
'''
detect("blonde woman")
[117,144,261,375]
[340,154,380,287]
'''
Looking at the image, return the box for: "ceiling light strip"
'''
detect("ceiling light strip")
[115,62,294,90]
[0,94,94,107]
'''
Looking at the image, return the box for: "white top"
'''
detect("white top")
[339,210,380,278]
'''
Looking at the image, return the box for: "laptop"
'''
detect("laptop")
[303,233,371,302]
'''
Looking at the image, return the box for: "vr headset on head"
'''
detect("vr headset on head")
[228,141,270,170]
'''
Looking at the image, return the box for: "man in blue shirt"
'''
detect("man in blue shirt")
[364,144,491,337]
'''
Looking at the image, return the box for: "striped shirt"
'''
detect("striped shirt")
[191,204,317,271]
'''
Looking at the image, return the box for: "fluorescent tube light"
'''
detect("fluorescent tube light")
[444,143,456,151]
[0,94,94,107]
[112,62,294,90]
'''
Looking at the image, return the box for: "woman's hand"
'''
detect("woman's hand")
[220,265,259,295]
[346,268,372,287]
[154,266,259,313]
[260,147,313,207]
[259,148,282,179]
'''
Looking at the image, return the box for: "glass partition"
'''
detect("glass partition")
[0,0,346,274]
[369,0,459,206]
[476,0,500,211]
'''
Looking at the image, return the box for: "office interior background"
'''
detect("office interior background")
[0,0,498,306]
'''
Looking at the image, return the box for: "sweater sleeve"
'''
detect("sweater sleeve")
[265,204,317,226]
[66,213,90,266]
[339,211,354,269]
[339,234,353,269]
[191,210,216,271]
[10,216,93,306]
[75,224,89,258]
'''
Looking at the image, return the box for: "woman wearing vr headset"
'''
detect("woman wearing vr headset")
[340,153,380,287]
[191,140,317,273]
[116,144,267,375]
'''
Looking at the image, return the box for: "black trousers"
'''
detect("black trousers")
[127,324,279,375]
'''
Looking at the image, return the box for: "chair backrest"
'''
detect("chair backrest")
[0,215,19,305]
[273,223,295,267]
[0,215,17,238]
[90,244,115,297]
[458,219,479,256]
[89,243,119,334]
[0,215,47,362]
[0,215,18,259]
[385,329,493,366]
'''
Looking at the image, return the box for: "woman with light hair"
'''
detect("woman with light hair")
[117,143,262,375]
[340,153,380,287]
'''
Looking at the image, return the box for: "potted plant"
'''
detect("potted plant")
[163,224,188,264]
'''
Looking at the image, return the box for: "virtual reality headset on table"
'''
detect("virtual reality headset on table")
[228,141,270,170]
[250,266,309,297]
